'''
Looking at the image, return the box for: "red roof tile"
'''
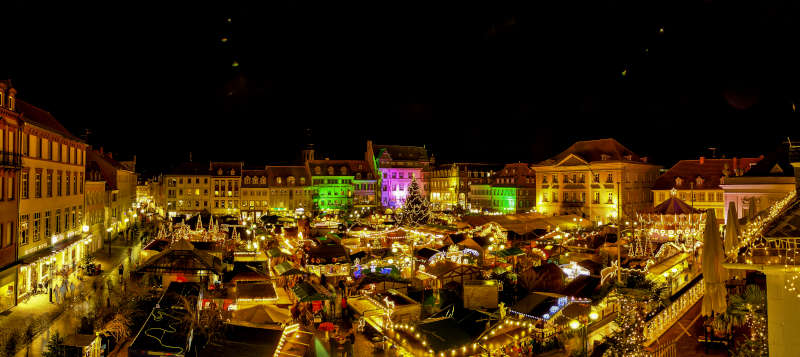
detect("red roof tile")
[652,157,762,190]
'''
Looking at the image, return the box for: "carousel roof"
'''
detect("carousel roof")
[647,196,703,215]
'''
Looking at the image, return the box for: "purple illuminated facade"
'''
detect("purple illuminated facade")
[366,141,433,209]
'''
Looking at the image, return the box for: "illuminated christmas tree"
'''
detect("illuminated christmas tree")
[398,178,431,226]
[605,292,648,356]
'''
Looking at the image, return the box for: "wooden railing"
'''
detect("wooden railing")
[643,277,704,344]
[648,341,678,357]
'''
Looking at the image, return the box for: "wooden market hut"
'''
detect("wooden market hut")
[134,239,223,287]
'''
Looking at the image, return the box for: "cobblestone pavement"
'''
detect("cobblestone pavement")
[652,300,729,356]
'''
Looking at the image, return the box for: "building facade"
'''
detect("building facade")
[653,157,761,220]
[307,160,374,213]
[721,147,796,221]
[163,162,211,218]
[366,141,432,209]
[0,80,21,312]
[430,163,500,211]
[469,163,537,213]
[535,139,661,222]
[241,169,269,219]
[265,166,315,215]
[15,94,89,303]
[210,162,242,216]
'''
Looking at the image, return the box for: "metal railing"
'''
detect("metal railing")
[643,278,704,344]
[0,151,22,167]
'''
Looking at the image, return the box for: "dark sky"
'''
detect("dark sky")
[2,0,799,178]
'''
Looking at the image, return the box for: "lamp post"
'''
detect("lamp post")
[107,227,113,256]
[569,310,600,357]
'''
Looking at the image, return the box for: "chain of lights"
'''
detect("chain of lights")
[605,293,648,357]
[729,190,795,259]
[643,278,704,343]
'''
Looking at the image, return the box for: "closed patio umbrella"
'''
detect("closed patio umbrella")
[724,201,740,256]
[702,209,728,317]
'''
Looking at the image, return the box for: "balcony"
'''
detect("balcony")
[0,151,22,168]
[563,201,585,207]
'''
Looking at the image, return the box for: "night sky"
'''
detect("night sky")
[2,1,799,178]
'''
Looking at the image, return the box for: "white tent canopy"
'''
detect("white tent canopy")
[702,209,728,317]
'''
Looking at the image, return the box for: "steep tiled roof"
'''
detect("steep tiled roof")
[86,150,132,190]
[241,169,267,188]
[653,158,762,190]
[167,162,211,176]
[540,138,643,165]
[16,99,81,141]
[306,160,374,178]
[211,162,243,176]
[743,146,793,177]
[266,166,310,187]
[374,144,429,162]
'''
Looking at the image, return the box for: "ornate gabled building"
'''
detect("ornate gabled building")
[535,138,660,222]
[653,156,761,220]
[366,141,432,209]
[210,162,242,216]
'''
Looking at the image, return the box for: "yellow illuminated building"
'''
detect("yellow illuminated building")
[535,139,660,222]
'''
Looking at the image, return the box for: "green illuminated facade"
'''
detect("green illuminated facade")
[312,175,353,211]
[491,187,518,212]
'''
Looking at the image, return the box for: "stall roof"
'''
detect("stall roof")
[292,282,332,302]
[237,282,277,300]
[135,239,223,275]
[415,247,440,260]
[273,261,304,276]
[416,317,474,353]
[492,247,525,257]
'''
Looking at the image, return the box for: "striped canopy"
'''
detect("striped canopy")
[648,196,703,215]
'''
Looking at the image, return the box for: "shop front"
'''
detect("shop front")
[17,234,92,302]
[0,266,16,312]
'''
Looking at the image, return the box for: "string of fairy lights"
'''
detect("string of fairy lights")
[721,190,800,299]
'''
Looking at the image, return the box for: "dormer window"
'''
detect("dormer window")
[696,176,704,186]
[244,176,251,184]
[0,90,4,107]
[260,176,266,184]
[217,168,223,175]
[288,176,295,186]
[314,166,321,175]
[624,155,633,161]
[675,177,683,187]
[340,166,347,175]
[601,154,610,160]
[300,177,306,185]
[230,169,235,175]
[8,95,14,111]
[327,166,334,175]
[355,173,362,179]
[276,177,282,184]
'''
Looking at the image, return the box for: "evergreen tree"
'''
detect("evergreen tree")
[398,178,431,226]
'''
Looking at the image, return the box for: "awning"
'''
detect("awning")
[20,234,84,265]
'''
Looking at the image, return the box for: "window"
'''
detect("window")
[606,173,613,183]
[542,175,548,184]
[66,172,71,196]
[564,192,569,202]
[717,192,723,202]
[33,213,40,242]
[392,172,397,179]
[34,171,41,198]
[552,175,557,184]
[55,209,61,234]
[20,215,28,245]
[21,171,28,199]
[57,171,62,196]
[44,211,51,238]
[64,210,69,231]
[607,192,613,204]
[552,192,558,202]
[593,173,599,183]
[46,171,52,197]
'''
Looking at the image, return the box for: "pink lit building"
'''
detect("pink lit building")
[366,141,433,209]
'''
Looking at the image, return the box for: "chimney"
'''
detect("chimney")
[107,152,112,159]
[699,157,705,165]
[733,157,738,175]
[99,146,104,155]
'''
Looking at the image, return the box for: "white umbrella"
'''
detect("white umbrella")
[724,201,740,256]
[702,209,728,316]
